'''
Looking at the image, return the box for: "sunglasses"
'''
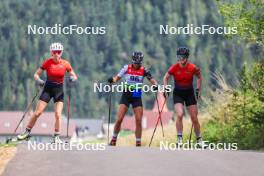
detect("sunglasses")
[133,62,142,66]
[177,55,187,60]
[52,50,62,55]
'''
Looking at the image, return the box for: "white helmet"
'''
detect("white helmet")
[50,42,64,51]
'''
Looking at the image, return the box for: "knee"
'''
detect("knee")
[191,117,199,125]
[176,112,184,120]
[34,110,43,118]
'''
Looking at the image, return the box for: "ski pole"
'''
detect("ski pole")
[66,78,74,138]
[149,94,169,147]
[155,92,164,137]
[14,87,41,133]
[189,124,193,148]
[107,84,112,144]
[189,89,200,147]
[67,88,71,138]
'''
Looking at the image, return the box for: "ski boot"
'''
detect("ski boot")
[51,135,64,144]
[136,141,141,147]
[196,137,208,149]
[109,138,117,146]
[17,130,31,141]
[6,130,31,144]
[176,137,183,148]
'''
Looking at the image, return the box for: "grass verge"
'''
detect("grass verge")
[0,144,17,175]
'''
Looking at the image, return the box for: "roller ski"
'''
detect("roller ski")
[6,130,31,144]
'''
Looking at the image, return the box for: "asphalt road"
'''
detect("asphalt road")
[3,144,264,176]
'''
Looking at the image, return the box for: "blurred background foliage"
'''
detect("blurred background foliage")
[202,0,264,149]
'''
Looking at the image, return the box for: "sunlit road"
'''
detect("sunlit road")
[3,144,264,176]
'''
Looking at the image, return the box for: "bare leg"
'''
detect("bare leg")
[174,103,184,136]
[17,100,48,140]
[27,100,48,129]
[133,106,143,139]
[109,104,128,146]
[113,104,128,134]
[54,101,64,134]
[187,105,201,138]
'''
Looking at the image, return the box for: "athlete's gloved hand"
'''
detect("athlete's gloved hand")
[163,88,170,99]
[69,76,77,82]
[36,78,45,87]
[195,88,200,100]
[196,88,200,100]
[152,85,158,91]
[108,77,114,84]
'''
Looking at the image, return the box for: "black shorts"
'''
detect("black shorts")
[119,91,143,108]
[173,88,197,106]
[39,83,64,103]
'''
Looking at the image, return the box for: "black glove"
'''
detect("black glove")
[152,85,158,91]
[36,79,45,87]
[196,88,200,100]
[108,77,114,84]
[163,87,170,99]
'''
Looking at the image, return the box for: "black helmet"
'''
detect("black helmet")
[177,47,189,58]
[132,51,144,64]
